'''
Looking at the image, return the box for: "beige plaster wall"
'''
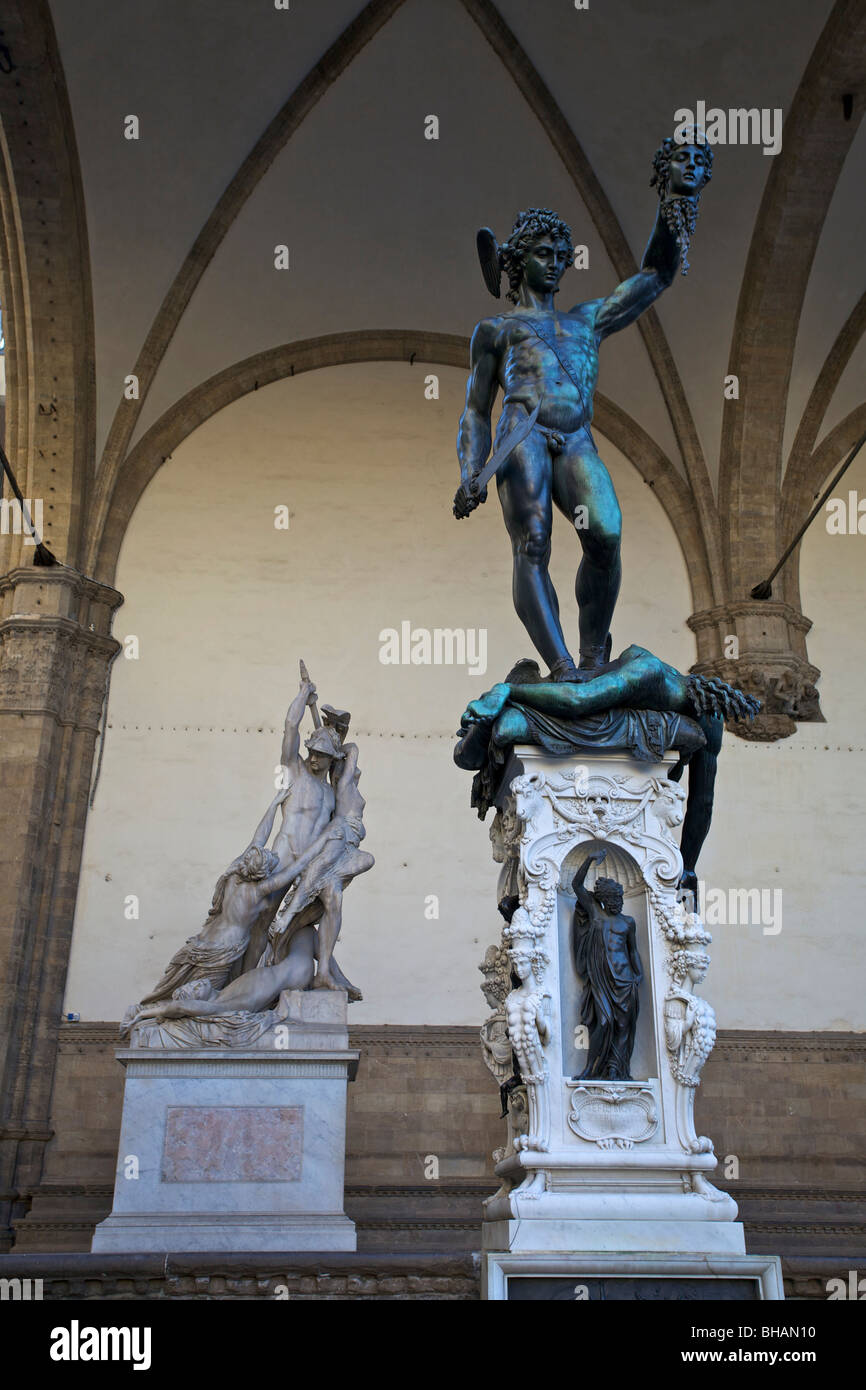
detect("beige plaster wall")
[63,363,865,1028]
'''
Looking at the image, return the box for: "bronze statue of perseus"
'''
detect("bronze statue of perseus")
[454,135,712,682]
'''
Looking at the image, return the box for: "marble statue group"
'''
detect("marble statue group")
[122,666,373,1045]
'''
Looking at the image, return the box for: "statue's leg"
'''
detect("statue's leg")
[578,1030,603,1081]
[312,880,344,989]
[496,427,574,673]
[329,956,363,1002]
[678,714,723,897]
[552,435,622,668]
[210,928,317,1012]
[240,898,281,974]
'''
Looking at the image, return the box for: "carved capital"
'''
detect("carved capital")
[688,600,823,738]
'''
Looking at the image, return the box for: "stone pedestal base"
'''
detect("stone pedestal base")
[477,747,785,1300]
[92,991,358,1254]
[483,1218,746,1255]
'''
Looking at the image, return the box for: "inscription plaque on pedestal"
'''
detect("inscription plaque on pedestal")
[162,1106,303,1183]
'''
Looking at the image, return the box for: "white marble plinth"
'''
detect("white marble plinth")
[92,990,358,1253]
[478,747,785,1299]
[482,1219,745,1255]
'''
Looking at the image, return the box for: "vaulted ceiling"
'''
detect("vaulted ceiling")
[49,0,860,462]
[4,0,863,597]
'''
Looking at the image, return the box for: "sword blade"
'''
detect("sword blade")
[473,398,542,491]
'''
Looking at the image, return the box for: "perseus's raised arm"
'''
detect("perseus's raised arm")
[457,319,499,480]
[591,203,682,340]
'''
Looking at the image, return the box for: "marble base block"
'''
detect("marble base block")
[92,990,358,1253]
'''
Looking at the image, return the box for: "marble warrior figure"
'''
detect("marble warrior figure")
[453,135,712,681]
[123,668,372,1033]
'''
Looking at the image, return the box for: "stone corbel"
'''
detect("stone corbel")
[688,600,823,739]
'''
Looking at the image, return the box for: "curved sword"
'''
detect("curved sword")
[472,397,542,493]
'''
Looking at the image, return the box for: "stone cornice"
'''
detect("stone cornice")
[58,1022,866,1055]
[0,615,120,661]
[688,601,812,634]
[0,566,123,610]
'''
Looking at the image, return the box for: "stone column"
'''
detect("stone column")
[0,566,122,1249]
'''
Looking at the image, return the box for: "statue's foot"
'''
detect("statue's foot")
[329,954,363,1002]
[312,971,341,991]
[330,967,363,1002]
[574,640,612,681]
[549,656,580,682]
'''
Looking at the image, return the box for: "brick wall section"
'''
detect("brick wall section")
[701,1034,864,1190]
[11,1024,865,1280]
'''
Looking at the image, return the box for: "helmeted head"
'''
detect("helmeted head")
[501,208,575,304]
[304,724,345,775]
[321,704,351,743]
[593,875,624,914]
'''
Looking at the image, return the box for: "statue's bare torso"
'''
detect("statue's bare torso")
[272,764,334,863]
[480,302,600,436]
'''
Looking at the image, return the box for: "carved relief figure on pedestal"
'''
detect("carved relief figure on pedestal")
[489,805,521,911]
[664,947,716,1089]
[502,907,551,1152]
[571,850,642,1082]
[478,943,513,1094]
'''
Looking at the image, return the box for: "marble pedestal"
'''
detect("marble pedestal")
[478,747,783,1300]
[92,990,358,1253]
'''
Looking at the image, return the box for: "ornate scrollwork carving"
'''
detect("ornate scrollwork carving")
[567,1082,658,1149]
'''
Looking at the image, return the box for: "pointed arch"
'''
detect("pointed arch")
[0,0,95,570]
[87,0,409,572]
[780,400,866,609]
[718,0,866,594]
[781,287,866,556]
[93,329,711,612]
